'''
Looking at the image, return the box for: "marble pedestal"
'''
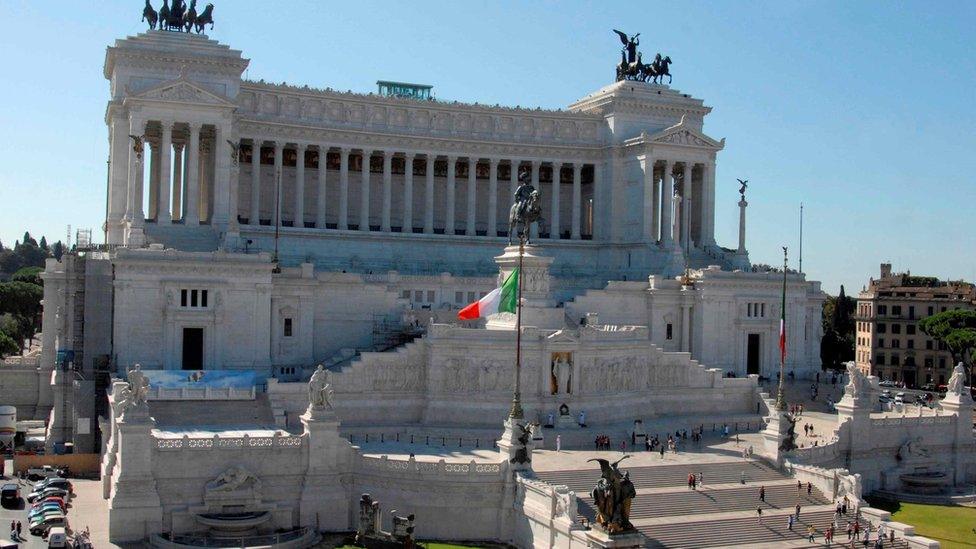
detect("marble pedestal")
[579,528,646,548]
[486,245,563,330]
[497,417,533,473]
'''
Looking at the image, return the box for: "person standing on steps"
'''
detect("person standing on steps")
[795,503,802,519]
[807,482,813,496]
[759,485,766,502]
[808,525,816,543]
[756,506,763,524]
[787,514,794,531]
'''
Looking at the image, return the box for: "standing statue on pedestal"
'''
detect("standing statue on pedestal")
[737,178,749,199]
[508,171,542,245]
[587,456,636,534]
[307,365,334,410]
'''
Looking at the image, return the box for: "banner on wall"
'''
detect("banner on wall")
[132,370,262,389]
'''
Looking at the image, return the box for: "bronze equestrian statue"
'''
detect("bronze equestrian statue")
[142,0,159,30]
[194,4,215,33]
[508,171,542,245]
[587,456,637,534]
[612,30,674,85]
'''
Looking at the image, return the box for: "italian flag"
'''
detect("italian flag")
[779,275,787,364]
[458,268,519,321]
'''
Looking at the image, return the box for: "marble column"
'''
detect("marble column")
[125,118,148,224]
[403,153,415,232]
[488,158,499,236]
[738,196,748,253]
[640,155,655,243]
[294,144,307,228]
[466,157,477,235]
[249,140,261,224]
[147,142,160,221]
[550,162,561,239]
[445,155,456,235]
[660,160,673,246]
[157,122,172,223]
[360,149,372,231]
[673,186,682,249]
[213,125,233,230]
[571,162,582,240]
[651,161,660,242]
[381,151,392,232]
[172,143,184,221]
[530,160,540,239]
[272,141,284,227]
[424,155,435,234]
[316,146,328,228]
[338,148,349,230]
[681,162,693,247]
[681,305,691,353]
[184,123,201,226]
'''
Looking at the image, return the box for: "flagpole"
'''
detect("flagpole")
[775,246,788,411]
[509,236,525,420]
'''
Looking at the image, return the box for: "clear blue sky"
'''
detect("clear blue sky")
[1,1,974,295]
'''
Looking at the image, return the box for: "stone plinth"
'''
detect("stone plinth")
[762,408,791,464]
[486,245,564,330]
[497,417,533,473]
[298,405,350,532]
[580,528,646,548]
[109,404,163,542]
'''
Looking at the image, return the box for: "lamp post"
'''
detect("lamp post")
[508,235,525,420]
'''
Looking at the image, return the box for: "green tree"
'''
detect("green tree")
[21,232,36,247]
[920,309,976,384]
[0,331,18,358]
[820,287,856,370]
[0,281,43,349]
[39,236,48,250]
[11,266,42,286]
[51,241,65,261]
[0,314,26,354]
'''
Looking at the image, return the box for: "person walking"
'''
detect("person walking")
[808,525,817,543]
[787,514,794,531]
[659,444,665,459]
[795,503,802,519]
[756,506,763,524]
[697,471,704,489]
[15,521,21,539]
[846,521,853,540]
[797,480,803,494]
[759,485,766,502]
[807,482,813,496]
[556,434,562,452]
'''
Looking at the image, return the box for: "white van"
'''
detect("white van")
[46,526,66,548]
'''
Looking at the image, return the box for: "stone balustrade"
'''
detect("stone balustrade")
[359,454,505,477]
[154,433,305,451]
[147,385,257,401]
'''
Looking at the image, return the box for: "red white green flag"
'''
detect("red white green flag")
[458,268,519,321]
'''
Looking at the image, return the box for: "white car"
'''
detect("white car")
[26,466,65,481]
[894,392,907,404]
[879,380,896,387]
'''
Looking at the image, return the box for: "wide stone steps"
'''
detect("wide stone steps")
[536,460,786,493]
[640,510,904,549]
[578,484,829,521]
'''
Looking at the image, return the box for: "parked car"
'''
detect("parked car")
[27,466,65,481]
[46,527,67,548]
[26,487,67,504]
[29,514,66,536]
[894,392,909,404]
[0,484,19,506]
[879,380,896,388]
[920,383,937,392]
[27,508,63,523]
[38,496,65,509]
[31,498,65,512]
[33,478,72,494]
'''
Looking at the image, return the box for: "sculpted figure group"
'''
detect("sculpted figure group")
[613,30,673,84]
[142,0,215,34]
[587,456,636,533]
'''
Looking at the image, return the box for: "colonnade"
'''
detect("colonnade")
[643,157,716,249]
[121,118,226,230]
[243,140,596,239]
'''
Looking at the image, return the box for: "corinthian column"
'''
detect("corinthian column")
[316,146,328,229]
[403,153,415,232]
[183,123,202,226]
[681,162,693,247]
[381,150,392,232]
[660,160,673,247]
[550,162,561,239]
[360,149,372,231]
[157,122,172,223]
[571,162,582,240]
[147,141,159,221]
[445,155,457,235]
[530,160,540,240]
[338,148,349,230]
[272,141,284,227]
[173,143,184,221]
[294,143,306,228]
[424,155,435,234]
[466,157,477,235]
[249,140,261,224]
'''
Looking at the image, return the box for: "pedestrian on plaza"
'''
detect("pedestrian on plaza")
[846,521,853,540]
[735,433,740,445]
[15,522,20,538]
[659,444,665,459]
[556,434,562,452]
[808,525,817,543]
[853,520,860,540]
[697,471,703,488]
[688,473,694,489]
[787,514,794,530]
[795,503,801,519]
[807,482,813,496]
[759,485,766,502]
[756,506,763,524]
[843,496,849,514]
[797,480,803,494]
[620,440,626,452]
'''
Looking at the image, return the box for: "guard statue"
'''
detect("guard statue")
[587,456,637,534]
[508,171,542,245]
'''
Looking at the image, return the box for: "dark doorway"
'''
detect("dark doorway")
[902,369,916,388]
[747,333,761,375]
[182,328,204,370]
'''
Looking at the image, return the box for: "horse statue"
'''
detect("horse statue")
[142,0,159,30]
[194,4,215,33]
[165,0,186,31]
[508,172,543,245]
[159,0,171,29]
[616,51,648,82]
[652,53,673,85]
[183,0,197,32]
[638,61,657,83]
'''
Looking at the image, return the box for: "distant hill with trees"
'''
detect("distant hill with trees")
[0,232,65,358]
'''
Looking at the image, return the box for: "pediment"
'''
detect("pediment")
[648,115,724,150]
[129,77,236,108]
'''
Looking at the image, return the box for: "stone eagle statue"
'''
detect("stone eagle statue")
[587,456,636,533]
